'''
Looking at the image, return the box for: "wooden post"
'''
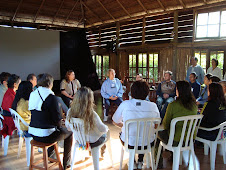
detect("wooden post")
[172,11,178,81]
[115,22,120,76]
[142,17,146,45]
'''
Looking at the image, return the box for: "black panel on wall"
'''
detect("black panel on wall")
[60,29,100,91]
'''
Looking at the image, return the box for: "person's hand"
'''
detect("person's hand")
[163,94,169,99]
[69,95,74,99]
[196,101,200,105]
[109,95,118,100]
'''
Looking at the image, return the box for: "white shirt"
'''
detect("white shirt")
[207,67,222,80]
[112,99,160,146]
[60,79,81,96]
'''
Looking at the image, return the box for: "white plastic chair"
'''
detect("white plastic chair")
[119,118,162,170]
[156,115,203,170]
[195,121,226,170]
[66,118,113,170]
[9,108,32,166]
[0,114,4,148]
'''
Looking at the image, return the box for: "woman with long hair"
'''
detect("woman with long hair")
[12,81,33,132]
[156,81,197,169]
[66,87,108,149]
[197,83,226,141]
[60,70,81,107]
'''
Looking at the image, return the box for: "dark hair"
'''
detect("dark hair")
[12,81,33,110]
[210,76,221,83]
[205,73,212,80]
[176,81,196,110]
[7,74,20,88]
[27,73,36,81]
[194,57,198,62]
[37,73,54,88]
[190,72,198,79]
[208,83,226,106]
[131,81,149,100]
[0,72,11,84]
[212,58,219,66]
[65,70,74,82]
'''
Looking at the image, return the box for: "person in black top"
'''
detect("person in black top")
[197,82,226,141]
[189,72,201,99]
[28,74,72,169]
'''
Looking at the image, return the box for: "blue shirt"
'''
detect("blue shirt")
[186,65,205,85]
[101,78,123,99]
[189,81,201,99]
[197,85,208,105]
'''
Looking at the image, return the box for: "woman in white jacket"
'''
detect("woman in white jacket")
[207,58,222,80]
[66,87,108,149]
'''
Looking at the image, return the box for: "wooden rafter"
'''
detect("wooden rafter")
[97,0,115,21]
[178,0,186,8]
[81,1,103,23]
[12,0,23,21]
[116,0,131,18]
[34,0,45,22]
[156,0,165,10]
[52,0,64,24]
[64,0,79,26]
[136,0,149,14]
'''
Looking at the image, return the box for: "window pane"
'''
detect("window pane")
[129,55,133,67]
[133,55,136,67]
[217,52,224,70]
[143,54,147,67]
[201,52,206,72]
[197,13,208,25]
[133,69,136,81]
[154,53,158,67]
[221,24,226,37]
[138,68,143,75]
[143,68,147,77]
[194,51,200,58]
[138,54,143,67]
[221,11,226,24]
[207,25,219,37]
[210,51,217,62]
[154,68,158,82]
[196,26,207,38]
[149,54,153,67]
[149,68,153,80]
[208,12,220,24]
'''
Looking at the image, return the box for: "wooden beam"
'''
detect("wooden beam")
[178,0,186,8]
[156,0,165,10]
[64,0,79,26]
[12,0,23,21]
[81,1,103,23]
[203,0,207,4]
[136,0,149,14]
[116,0,131,18]
[52,0,64,24]
[97,0,115,21]
[34,0,45,22]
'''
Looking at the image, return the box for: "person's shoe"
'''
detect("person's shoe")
[137,161,143,169]
[103,115,108,122]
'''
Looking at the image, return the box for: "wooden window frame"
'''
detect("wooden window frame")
[92,54,110,80]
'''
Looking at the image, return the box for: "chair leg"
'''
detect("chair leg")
[106,132,113,167]
[71,145,77,170]
[210,142,217,170]
[54,144,63,170]
[4,135,10,156]
[172,149,180,170]
[18,136,24,158]
[155,143,162,169]
[204,143,209,156]
[43,147,49,170]
[222,142,226,164]
[179,151,183,165]
[2,135,4,148]
[128,150,135,170]
[25,137,32,166]
[146,153,150,168]
[150,148,155,170]
[119,146,124,170]
[190,148,197,170]
[29,144,34,170]
[91,146,100,170]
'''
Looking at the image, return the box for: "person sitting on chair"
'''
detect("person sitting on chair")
[189,72,201,99]
[156,70,176,119]
[197,83,226,141]
[101,69,123,121]
[0,72,11,108]
[112,81,160,169]
[27,73,37,90]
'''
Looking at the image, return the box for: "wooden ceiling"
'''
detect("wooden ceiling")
[0,0,225,29]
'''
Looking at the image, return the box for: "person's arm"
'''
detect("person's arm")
[76,79,81,89]
[112,102,124,127]
[101,81,111,99]
[61,90,73,99]
[162,102,173,130]
[116,79,124,98]
[217,67,222,80]
[156,83,163,97]
[60,80,73,99]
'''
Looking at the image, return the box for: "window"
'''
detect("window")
[196,10,226,38]
[194,51,207,73]
[92,55,109,80]
[210,51,224,75]
[129,53,159,83]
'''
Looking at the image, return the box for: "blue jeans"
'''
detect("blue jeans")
[156,96,174,119]
[104,97,123,116]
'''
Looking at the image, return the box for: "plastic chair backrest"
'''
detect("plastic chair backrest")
[124,118,161,151]
[9,108,29,135]
[0,114,3,130]
[212,121,226,142]
[167,114,203,148]
[67,118,89,149]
